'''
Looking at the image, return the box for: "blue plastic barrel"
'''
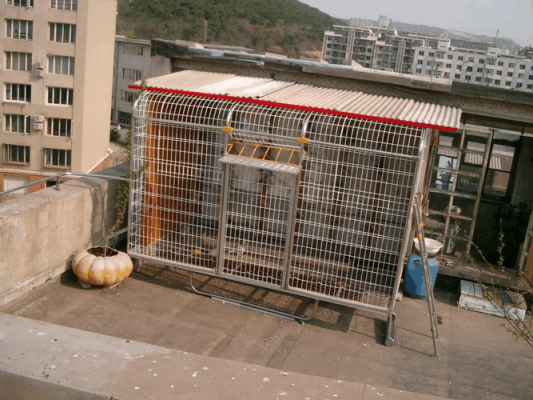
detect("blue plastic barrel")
[404,254,439,299]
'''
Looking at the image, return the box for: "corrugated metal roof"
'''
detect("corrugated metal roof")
[141,71,462,131]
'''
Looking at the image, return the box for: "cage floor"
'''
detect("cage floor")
[138,239,393,309]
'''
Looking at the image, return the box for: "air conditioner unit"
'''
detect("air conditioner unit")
[35,69,45,77]
[33,123,44,131]
[35,61,45,70]
[33,115,45,123]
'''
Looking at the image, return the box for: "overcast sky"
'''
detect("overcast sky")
[300,0,533,46]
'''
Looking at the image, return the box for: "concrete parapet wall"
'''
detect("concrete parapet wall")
[0,165,128,306]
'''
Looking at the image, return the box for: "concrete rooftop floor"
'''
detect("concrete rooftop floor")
[1,263,532,400]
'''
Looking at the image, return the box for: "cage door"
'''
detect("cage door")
[217,156,299,289]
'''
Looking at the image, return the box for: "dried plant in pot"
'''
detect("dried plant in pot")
[72,246,133,288]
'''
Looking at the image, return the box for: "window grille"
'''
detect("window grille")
[47,118,72,137]
[48,55,75,75]
[5,52,32,71]
[4,144,30,164]
[47,87,73,106]
[44,148,71,168]
[5,114,31,134]
[49,23,76,43]
[6,83,32,102]
[6,20,33,40]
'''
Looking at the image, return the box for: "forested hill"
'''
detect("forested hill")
[116,0,341,56]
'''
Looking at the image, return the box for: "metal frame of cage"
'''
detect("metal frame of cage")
[128,90,429,343]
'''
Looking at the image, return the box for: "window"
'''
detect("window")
[123,44,144,56]
[507,72,513,77]
[486,69,494,75]
[50,0,77,11]
[4,144,30,164]
[456,65,462,71]
[478,59,485,64]
[120,90,136,103]
[49,23,76,43]
[416,68,422,74]
[118,111,132,125]
[528,84,533,89]
[509,63,515,68]
[446,63,452,68]
[417,60,423,64]
[517,83,523,88]
[7,0,34,7]
[447,55,453,60]
[498,61,504,66]
[5,114,31,134]
[48,55,75,75]
[6,19,33,40]
[44,148,71,168]
[520,64,525,70]
[468,57,474,62]
[475,77,481,82]
[444,72,450,78]
[466,66,473,72]
[47,87,73,106]
[497,70,502,76]
[419,51,425,56]
[426,61,432,66]
[483,143,517,198]
[518,73,524,79]
[487,60,495,66]
[122,68,142,81]
[47,118,72,137]
[5,52,32,71]
[5,83,31,102]
[458,56,464,61]
[505,82,511,86]
[465,76,471,81]
[455,74,461,79]
[495,80,501,85]
[477,68,483,73]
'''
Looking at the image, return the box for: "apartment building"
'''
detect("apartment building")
[322,25,450,74]
[111,36,172,128]
[1,0,117,194]
[412,46,533,92]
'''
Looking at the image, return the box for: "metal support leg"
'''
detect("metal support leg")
[385,312,396,347]
[413,196,441,358]
[189,272,318,323]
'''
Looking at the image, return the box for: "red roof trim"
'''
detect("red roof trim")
[129,85,458,132]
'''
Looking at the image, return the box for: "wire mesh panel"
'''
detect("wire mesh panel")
[129,91,234,272]
[289,114,422,311]
[218,156,299,289]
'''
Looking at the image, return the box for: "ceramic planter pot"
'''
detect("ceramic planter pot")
[72,247,133,287]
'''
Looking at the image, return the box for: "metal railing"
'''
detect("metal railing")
[0,172,131,238]
[0,172,130,197]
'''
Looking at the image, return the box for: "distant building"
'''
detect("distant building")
[322,25,449,74]
[349,18,374,28]
[494,37,517,55]
[449,38,493,52]
[111,38,251,127]
[1,0,117,194]
[412,46,533,92]
[322,19,531,93]
[518,46,533,59]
